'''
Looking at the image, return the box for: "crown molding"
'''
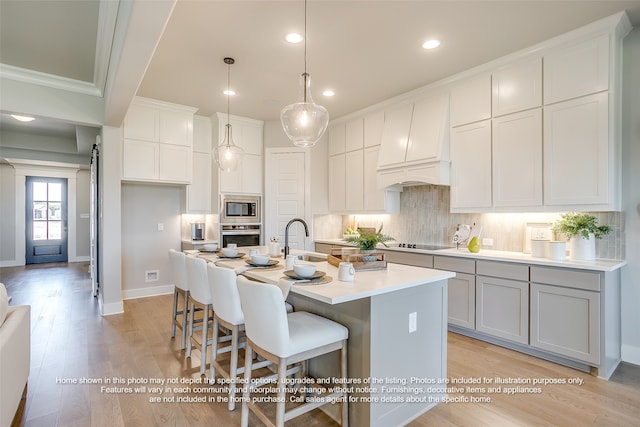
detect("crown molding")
[0,63,102,97]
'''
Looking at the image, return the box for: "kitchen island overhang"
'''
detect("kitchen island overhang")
[239,257,456,427]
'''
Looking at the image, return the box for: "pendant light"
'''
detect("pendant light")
[214,57,243,172]
[280,0,329,147]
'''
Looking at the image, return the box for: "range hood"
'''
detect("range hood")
[376,92,450,188]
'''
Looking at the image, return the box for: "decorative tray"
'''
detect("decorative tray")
[327,249,387,270]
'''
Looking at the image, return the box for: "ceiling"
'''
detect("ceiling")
[1,0,640,136]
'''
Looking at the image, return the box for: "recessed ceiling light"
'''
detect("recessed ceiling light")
[224,89,236,96]
[422,39,441,50]
[11,114,35,122]
[322,90,335,97]
[285,33,303,44]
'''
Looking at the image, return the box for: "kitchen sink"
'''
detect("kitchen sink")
[296,254,327,262]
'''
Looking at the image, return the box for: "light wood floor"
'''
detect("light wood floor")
[2,262,640,427]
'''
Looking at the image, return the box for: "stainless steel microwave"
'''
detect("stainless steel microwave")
[220,194,261,224]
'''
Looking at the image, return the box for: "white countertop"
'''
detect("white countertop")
[315,239,626,272]
[198,248,455,305]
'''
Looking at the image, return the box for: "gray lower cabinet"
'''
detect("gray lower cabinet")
[530,283,600,364]
[476,276,529,345]
[475,260,529,345]
[434,256,476,329]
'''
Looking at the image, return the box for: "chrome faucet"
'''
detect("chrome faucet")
[284,218,309,258]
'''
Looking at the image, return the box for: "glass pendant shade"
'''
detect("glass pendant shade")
[280,72,329,147]
[214,123,243,172]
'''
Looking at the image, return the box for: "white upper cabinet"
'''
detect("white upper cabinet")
[492,109,543,207]
[215,113,264,195]
[450,73,491,127]
[492,57,542,117]
[543,33,609,105]
[345,150,364,211]
[122,97,196,184]
[328,153,346,212]
[450,120,492,210]
[184,116,213,213]
[543,92,609,206]
[406,93,450,163]
[329,123,346,156]
[377,103,414,168]
[345,117,364,152]
[363,110,384,148]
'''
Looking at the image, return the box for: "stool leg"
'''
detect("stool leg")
[276,358,287,427]
[341,341,349,427]
[210,317,220,379]
[200,305,210,375]
[171,289,179,337]
[180,291,189,349]
[187,302,196,358]
[228,324,239,411]
[241,344,253,427]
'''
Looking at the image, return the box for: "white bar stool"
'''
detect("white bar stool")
[237,276,349,427]
[207,264,272,410]
[185,255,216,375]
[168,249,189,349]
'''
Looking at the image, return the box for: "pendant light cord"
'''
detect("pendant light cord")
[303,0,308,102]
[227,59,231,129]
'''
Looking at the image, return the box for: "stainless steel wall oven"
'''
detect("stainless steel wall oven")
[220,224,261,247]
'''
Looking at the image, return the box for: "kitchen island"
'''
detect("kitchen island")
[205,252,455,427]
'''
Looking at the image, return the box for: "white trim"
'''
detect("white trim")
[8,160,81,266]
[100,299,124,316]
[93,0,120,95]
[0,63,101,97]
[0,260,22,268]
[622,344,640,366]
[122,284,174,300]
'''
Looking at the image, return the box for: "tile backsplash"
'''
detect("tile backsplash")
[314,185,625,260]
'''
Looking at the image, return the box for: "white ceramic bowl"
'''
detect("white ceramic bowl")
[222,247,238,257]
[293,263,317,278]
[250,254,270,265]
[203,243,218,252]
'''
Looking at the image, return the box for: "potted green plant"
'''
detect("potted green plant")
[344,225,393,253]
[552,212,610,261]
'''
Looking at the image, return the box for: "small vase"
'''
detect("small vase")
[570,233,596,261]
[359,249,376,254]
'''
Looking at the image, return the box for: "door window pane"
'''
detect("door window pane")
[48,222,62,240]
[33,202,47,220]
[48,202,62,220]
[48,183,62,201]
[33,222,47,240]
[33,182,47,201]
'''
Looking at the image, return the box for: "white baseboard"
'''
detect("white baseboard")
[70,256,90,262]
[100,299,124,316]
[122,284,175,300]
[622,344,640,366]
[0,260,21,267]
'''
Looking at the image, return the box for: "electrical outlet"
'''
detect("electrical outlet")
[482,237,494,246]
[157,223,164,232]
[409,312,417,333]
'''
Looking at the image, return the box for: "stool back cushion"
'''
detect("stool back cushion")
[185,256,212,304]
[207,264,244,325]
[237,276,289,355]
[169,249,188,291]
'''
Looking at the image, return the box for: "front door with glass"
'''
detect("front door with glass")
[25,176,68,264]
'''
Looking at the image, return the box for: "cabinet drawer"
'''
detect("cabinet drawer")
[530,266,600,292]
[384,251,433,268]
[434,256,475,274]
[477,260,529,281]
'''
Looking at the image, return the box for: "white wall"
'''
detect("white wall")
[121,183,182,299]
[621,27,640,365]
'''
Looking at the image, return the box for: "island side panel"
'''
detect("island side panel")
[369,280,448,426]
[285,293,373,427]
